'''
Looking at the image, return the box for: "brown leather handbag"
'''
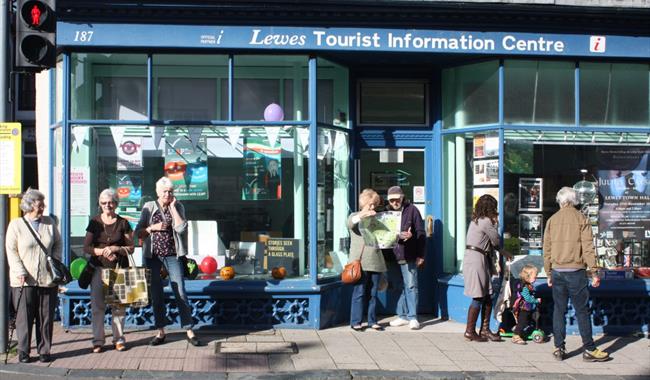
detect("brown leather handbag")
[341,246,364,284]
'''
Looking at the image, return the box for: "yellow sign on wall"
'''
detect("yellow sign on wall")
[0,123,22,194]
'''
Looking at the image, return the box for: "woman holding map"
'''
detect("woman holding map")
[348,188,387,331]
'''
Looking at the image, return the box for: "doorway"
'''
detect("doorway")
[358,148,435,316]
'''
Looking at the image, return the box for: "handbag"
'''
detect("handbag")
[22,217,72,285]
[341,245,365,284]
[102,252,150,307]
[77,256,100,289]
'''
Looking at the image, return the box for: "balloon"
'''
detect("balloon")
[263,103,284,122]
[70,257,87,280]
[200,256,218,275]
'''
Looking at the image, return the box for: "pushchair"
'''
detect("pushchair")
[495,260,546,344]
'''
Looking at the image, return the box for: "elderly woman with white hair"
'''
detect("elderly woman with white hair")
[135,177,201,346]
[543,186,609,362]
[5,189,61,363]
[83,188,134,353]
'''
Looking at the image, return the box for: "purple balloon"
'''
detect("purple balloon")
[264,103,284,121]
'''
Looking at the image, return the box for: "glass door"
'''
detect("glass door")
[358,148,435,316]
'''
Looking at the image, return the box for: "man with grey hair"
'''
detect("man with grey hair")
[543,186,610,363]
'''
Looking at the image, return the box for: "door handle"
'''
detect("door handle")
[426,215,433,237]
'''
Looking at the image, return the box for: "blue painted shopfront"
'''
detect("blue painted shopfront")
[53,20,650,333]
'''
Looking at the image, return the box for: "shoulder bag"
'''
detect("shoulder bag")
[22,217,72,285]
[341,245,364,284]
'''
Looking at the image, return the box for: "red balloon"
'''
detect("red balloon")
[200,256,218,275]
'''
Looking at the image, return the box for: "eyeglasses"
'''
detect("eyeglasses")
[99,201,115,206]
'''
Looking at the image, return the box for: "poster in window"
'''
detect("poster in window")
[242,137,282,200]
[70,167,90,216]
[164,135,209,200]
[519,213,543,249]
[473,134,499,159]
[117,137,143,171]
[519,178,543,211]
[263,238,299,276]
[473,187,500,208]
[116,174,142,208]
[358,211,401,249]
[473,159,499,186]
[596,147,650,240]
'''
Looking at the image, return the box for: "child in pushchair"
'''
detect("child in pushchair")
[498,264,545,344]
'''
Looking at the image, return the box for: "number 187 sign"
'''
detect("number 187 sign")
[0,123,22,194]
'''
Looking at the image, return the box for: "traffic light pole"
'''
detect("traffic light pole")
[0,0,10,355]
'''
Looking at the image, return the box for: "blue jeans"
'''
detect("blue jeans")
[392,261,418,320]
[147,255,194,329]
[551,270,595,351]
[350,271,381,326]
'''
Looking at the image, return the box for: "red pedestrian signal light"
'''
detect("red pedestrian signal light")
[15,0,56,71]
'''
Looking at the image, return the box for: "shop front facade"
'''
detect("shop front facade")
[46,1,650,332]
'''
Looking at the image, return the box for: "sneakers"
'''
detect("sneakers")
[583,348,610,362]
[553,347,566,361]
[389,317,409,327]
[511,335,527,345]
[409,319,420,330]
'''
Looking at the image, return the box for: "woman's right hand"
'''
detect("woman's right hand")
[18,275,25,285]
[101,247,117,261]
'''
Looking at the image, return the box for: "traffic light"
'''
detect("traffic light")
[15,0,56,71]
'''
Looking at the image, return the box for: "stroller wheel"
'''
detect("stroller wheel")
[532,330,545,344]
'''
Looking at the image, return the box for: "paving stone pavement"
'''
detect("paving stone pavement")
[1,316,649,379]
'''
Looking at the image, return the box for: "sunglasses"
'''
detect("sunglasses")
[388,198,402,203]
[100,201,115,206]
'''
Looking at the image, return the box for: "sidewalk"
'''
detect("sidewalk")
[2,316,649,379]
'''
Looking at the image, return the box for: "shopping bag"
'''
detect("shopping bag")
[102,254,150,307]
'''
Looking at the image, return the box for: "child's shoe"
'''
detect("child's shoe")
[511,335,527,345]
[583,348,610,362]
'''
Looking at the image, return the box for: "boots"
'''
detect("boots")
[479,300,503,342]
[464,306,487,342]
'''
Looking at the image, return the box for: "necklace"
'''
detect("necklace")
[102,216,117,245]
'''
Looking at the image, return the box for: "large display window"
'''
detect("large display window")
[65,125,314,280]
[503,131,650,275]
[61,53,352,282]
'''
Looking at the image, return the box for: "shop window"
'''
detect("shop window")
[442,61,498,129]
[580,62,649,127]
[317,128,351,279]
[503,130,650,274]
[65,125,315,280]
[442,131,500,273]
[153,54,228,121]
[70,53,148,120]
[358,80,428,126]
[302,79,334,125]
[230,55,308,121]
[504,60,574,125]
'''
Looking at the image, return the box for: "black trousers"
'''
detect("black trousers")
[11,286,58,355]
[513,310,532,339]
